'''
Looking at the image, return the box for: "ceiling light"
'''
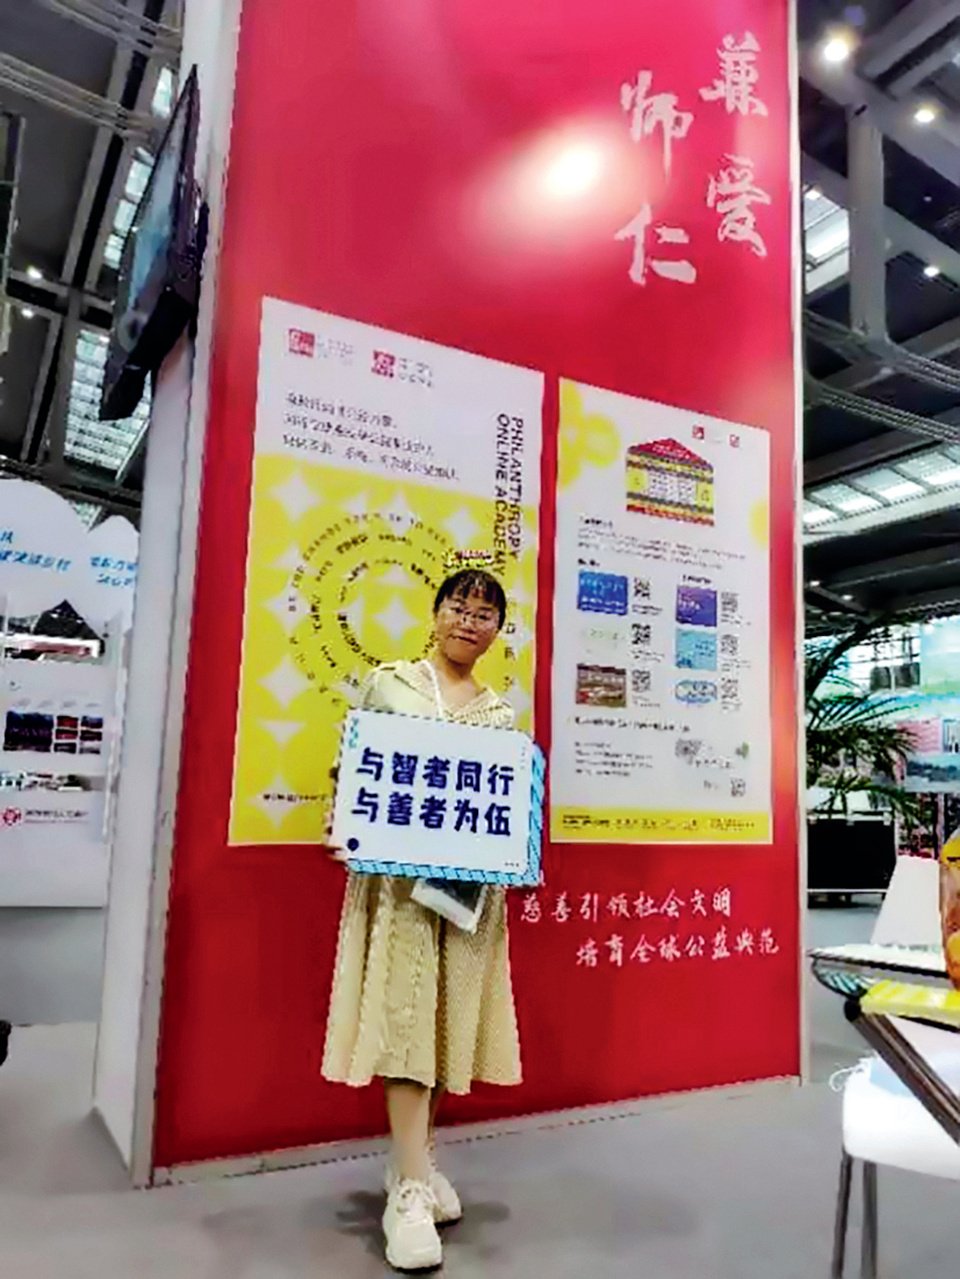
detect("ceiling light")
[25,265,43,282]
[836,493,881,514]
[924,264,941,279]
[822,33,854,64]
[20,307,35,319]
[914,105,939,125]
[805,186,822,201]
[842,594,854,602]
[803,506,837,526]
[810,579,822,588]
[877,480,924,501]
[927,465,960,487]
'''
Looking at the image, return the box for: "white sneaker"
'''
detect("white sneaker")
[386,1158,463,1226]
[426,1159,463,1225]
[382,1178,443,1272]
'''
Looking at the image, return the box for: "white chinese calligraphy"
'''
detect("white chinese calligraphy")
[700,33,767,118]
[521,893,542,924]
[616,205,698,287]
[706,155,770,258]
[515,888,781,972]
[621,71,694,176]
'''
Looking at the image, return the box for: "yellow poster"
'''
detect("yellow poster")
[229,298,543,845]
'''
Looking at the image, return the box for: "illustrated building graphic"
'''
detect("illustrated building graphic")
[625,438,715,525]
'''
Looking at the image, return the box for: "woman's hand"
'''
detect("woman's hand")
[323,774,349,863]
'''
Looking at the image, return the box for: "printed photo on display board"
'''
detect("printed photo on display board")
[229,298,543,846]
[551,379,772,844]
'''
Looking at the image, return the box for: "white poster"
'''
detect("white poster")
[551,379,771,844]
[230,298,544,845]
[332,710,541,884]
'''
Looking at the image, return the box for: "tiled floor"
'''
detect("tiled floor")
[3,904,956,1277]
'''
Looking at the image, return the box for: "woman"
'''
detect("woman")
[323,566,522,1272]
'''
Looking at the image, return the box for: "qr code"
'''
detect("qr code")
[633,578,651,601]
[631,669,652,696]
[631,623,652,649]
[721,678,740,701]
[720,592,740,624]
[731,778,746,798]
[720,634,739,658]
[676,738,702,760]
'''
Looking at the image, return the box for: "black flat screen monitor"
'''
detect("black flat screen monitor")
[100,67,201,421]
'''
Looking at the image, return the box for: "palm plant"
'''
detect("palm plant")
[806,616,922,827]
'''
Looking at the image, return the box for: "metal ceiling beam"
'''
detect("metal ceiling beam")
[823,316,960,395]
[0,52,155,141]
[7,270,112,322]
[804,583,868,616]
[802,154,960,285]
[35,0,180,60]
[804,430,925,486]
[800,48,960,190]
[848,113,887,339]
[890,583,960,615]
[19,316,59,464]
[804,398,960,488]
[44,294,80,480]
[824,544,960,590]
[887,34,960,97]
[857,0,960,79]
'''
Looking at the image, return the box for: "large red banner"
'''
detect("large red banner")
[154,0,799,1167]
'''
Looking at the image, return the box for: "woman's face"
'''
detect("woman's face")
[434,589,502,667]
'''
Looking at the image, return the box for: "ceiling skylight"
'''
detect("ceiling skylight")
[803,501,838,527]
[152,67,175,119]
[804,191,850,265]
[806,444,960,542]
[65,329,150,477]
[103,149,154,271]
[71,501,103,529]
[803,187,850,294]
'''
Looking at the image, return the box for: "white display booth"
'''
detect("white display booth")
[0,479,138,907]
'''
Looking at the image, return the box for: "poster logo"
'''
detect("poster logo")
[288,328,316,357]
[1,807,23,828]
[372,350,397,378]
[372,350,434,387]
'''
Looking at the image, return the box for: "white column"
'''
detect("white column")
[92,0,244,1184]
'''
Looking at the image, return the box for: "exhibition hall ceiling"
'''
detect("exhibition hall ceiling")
[0,0,959,625]
[0,0,178,523]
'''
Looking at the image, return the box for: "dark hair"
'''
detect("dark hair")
[434,569,507,629]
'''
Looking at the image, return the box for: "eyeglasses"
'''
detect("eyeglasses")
[441,601,500,630]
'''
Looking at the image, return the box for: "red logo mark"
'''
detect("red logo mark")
[372,350,396,378]
[288,329,316,357]
[1,807,23,829]
[692,425,705,440]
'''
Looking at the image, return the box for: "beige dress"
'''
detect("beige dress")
[322,660,522,1094]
